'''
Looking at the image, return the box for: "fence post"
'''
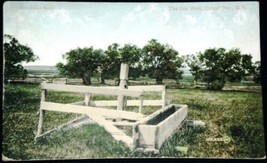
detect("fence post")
[162,85,166,108]
[139,93,144,114]
[35,88,46,139]
[117,64,129,111]
[85,93,91,106]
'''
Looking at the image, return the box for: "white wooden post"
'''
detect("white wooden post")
[139,94,144,114]
[85,93,91,106]
[117,63,129,111]
[36,89,46,138]
[162,85,166,108]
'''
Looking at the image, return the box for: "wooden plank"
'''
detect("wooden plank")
[138,125,157,148]
[40,101,144,121]
[35,89,46,138]
[139,96,143,114]
[128,85,164,92]
[86,114,133,148]
[156,105,188,148]
[36,110,44,138]
[90,100,162,107]
[84,93,91,106]
[41,83,143,97]
[161,85,166,108]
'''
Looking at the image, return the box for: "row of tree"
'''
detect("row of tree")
[3,34,261,90]
[56,39,183,85]
[184,48,261,90]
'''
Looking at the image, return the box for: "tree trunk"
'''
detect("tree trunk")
[193,80,196,86]
[156,76,163,84]
[82,74,91,85]
[116,75,120,86]
[100,73,105,84]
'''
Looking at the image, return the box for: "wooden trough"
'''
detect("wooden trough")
[134,104,188,152]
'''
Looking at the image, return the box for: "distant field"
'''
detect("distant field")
[24,65,59,75]
[2,83,265,160]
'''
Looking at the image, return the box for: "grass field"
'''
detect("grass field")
[2,83,265,160]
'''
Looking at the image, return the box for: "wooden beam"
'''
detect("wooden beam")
[41,83,143,97]
[40,101,144,121]
[139,95,143,114]
[89,100,163,107]
[161,85,166,108]
[35,89,46,139]
[84,93,91,106]
[128,85,164,92]
[86,114,133,148]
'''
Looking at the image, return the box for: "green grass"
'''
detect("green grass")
[2,83,265,160]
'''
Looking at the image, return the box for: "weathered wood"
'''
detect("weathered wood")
[128,85,165,92]
[119,63,129,80]
[35,89,47,138]
[36,110,44,138]
[84,93,91,106]
[89,100,162,107]
[161,85,166,108]
[41,83,143,97]
[138,125,157,148]
[139,95,144,114]
[156,105,188,148]
[137,104,188,150]
[117,64,129,112]
[41,89,46,102]
[86,114,133,148]
[40,101,144,121]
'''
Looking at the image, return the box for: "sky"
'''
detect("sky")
[3,1,260,66]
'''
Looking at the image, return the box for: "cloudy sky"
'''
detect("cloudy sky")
[3,1,260,66]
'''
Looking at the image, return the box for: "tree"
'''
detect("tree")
[100,43,142,84]
[119,44,142,79]
[100,43,121,84]
[142,39,183,84]
[3,34,38,81]
[183,54,202,85]
[252,61,261,84]
[56,47,104,85]
[191,48,254,90]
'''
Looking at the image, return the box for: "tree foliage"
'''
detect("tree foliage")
[100,43,120,82]
[56,47,104,85]
[252,61,261,84]
[185,48,254,90]
[142,39,183,84]
[3,34,38,80]
[100,43,142,84]
[183,54,202,84]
